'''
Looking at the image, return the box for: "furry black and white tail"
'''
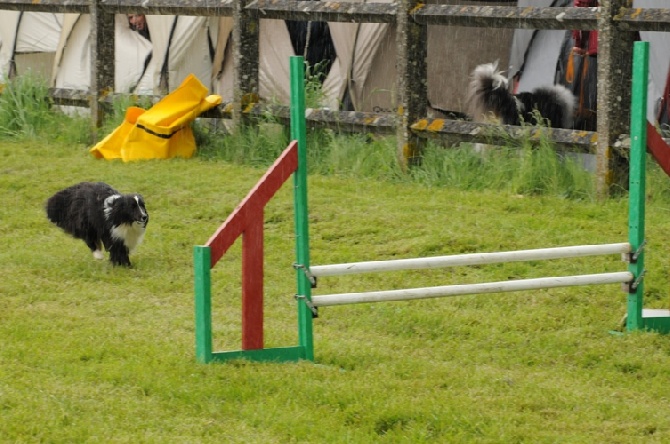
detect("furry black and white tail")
[467,62,575,129]
[46,182,149,267]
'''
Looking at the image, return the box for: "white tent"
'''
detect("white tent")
[333,0,397,113]
[51,14,217,96]
[144,15,218,93]
[508,0,570,93]
[52,14,154,94]
[213,16,348,109]
[0,11,62,82]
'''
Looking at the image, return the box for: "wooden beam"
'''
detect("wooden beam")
[0,0,88,12]
[411,118,597,153]
[412,5,597,29]
[615,7,670,32]
[49,88,91,107]
[235,104,397,134]
[99,0,234,16]
[245,0,396,23]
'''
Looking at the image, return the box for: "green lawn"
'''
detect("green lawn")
[2,139,670,442]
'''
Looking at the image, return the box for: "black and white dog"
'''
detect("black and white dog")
[468,62,575,129]
[46,182,149,267]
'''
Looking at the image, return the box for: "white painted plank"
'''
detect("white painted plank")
[311,272,634,307]
[310,243,630,277]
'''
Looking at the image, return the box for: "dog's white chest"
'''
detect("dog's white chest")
[111,222,146,253]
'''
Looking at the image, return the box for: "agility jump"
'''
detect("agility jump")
[193,42,670,364]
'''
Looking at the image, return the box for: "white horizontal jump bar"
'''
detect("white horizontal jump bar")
[311,272,633,307]
[309,243,630,277]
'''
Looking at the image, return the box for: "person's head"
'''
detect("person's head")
[128,14,147,32]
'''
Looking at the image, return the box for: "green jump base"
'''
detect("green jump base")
[617,309,670,335]
[642,309,670,334]
[201,346,307,364]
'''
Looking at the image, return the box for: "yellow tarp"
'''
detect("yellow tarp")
[90,74,222,161]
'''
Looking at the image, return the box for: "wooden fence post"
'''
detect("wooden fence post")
[396,0,428,167]
[233,0,260,128]
[597,0,635,197]
[89,0,115,142]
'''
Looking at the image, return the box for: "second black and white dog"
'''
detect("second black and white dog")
[468,62,575,129]
[46,182,149,267]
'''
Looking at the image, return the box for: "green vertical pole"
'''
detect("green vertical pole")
[627,41,648,332]
[194,246,213,362]
[290,56,314,361]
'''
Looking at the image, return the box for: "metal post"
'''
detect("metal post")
[627,41,648,331]
[290,56,314,361]
[194,246,213,363]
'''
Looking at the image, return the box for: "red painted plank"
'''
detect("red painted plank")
[206,141,298,267]
[242,217,264,349]
[647,122,670,177]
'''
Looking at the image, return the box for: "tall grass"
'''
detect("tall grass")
[198,122,407,182]
[0,72,90,143]
[0,72,53,138]
[412,139,595,199]
[2,73,667,202]
[194,116,598,198]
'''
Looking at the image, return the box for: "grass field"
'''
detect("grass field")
[3,135,670,443]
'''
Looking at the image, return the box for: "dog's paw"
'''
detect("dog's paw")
[92,250,105,260]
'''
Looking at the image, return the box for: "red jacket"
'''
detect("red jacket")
[572,0,598,55]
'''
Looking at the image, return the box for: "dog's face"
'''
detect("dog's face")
[129,194,149,228]
[104,194,149,228]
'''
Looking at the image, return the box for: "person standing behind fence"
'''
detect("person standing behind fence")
[558,0,598,131]
[128,14,151,41]
[571,0,598,57]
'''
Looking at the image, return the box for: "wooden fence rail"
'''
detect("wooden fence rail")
[1,0,668,195]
